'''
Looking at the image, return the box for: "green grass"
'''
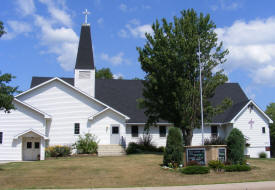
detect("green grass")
[0,155,275,189]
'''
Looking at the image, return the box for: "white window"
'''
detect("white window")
[79,71,91,79]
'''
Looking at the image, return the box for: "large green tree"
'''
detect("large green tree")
[95,67,113,79]
[265,103,275,157]
[137,9,231,145]
[0,21,19,112]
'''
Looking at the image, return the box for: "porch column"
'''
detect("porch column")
[40,138,45,160]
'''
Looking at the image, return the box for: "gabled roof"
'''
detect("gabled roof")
[88,107,130,120]
[14,128,48,139]
[75,24,95,70]
[30,77,250,124]
[14,98,51,119]
[17,77,130,120]
[230,100,273,124]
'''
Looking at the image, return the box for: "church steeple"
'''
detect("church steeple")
[74,9,95,97]
[75,24,95,70]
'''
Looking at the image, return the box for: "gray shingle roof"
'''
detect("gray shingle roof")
[30,77,248,124]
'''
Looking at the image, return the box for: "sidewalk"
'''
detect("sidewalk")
[37,181,275,190]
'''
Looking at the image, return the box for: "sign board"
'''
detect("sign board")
[218,148,226,163]
[187,148,205,165]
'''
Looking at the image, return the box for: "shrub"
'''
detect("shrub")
[187,160,200,166]
[208,160,225,171]
[224,164,251,172]
[204,137,226,145]
[163,127,183,166]
[126,142,143,154]
[226,128,245,164]
[181,166,210,174]
[125,142,164,154]
[45,145,71,157]
[74,133,98,154]
[259,152,267,158]
[138,134,153,147]
[157,146,165,153]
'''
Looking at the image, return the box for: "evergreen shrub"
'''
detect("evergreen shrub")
[181,166,210,174]
[163,127,183,166]
[224,164,251,172]
[226,128,245,164]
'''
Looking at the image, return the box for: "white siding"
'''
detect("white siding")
[233,106,270,158]
[89,110,126,145]
[17,80,106,146]
[0,102,45,160]
[126,125,171,147]
[192,126,212,146]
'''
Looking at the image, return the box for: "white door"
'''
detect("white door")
[23,138,40,161]
[110,126,120,144]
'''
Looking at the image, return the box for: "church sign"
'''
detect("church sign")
[186,148,206,165]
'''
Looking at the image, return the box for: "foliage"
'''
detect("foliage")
[224,164,251,172]
[45,145,71,157]
[204,137,226,145]
[265,103,275,157]
[163,127,183,166]
[137,9,231,145]
[74,133,99,154]
[226,128,245,164]
[138,133,153,147]
[0,21,5,37]
[208,160,225,172]
[187,160,200,166]
[126,140,165,154]
[181,166,210,174]
[259,152,267,158]
[95,67,113,79]
[0,73,19,112]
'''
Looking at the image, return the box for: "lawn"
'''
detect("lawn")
[0,154,275,190]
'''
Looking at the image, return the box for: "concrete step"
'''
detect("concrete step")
[98,145,126,157]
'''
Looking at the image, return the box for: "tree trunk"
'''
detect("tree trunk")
[182,128,193,146]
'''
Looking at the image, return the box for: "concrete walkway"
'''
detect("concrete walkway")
[35,181,275,190]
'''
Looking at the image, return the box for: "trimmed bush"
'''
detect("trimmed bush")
[163,127,183,166]
[259,152,267,158]
[224,164,251,172]
[74,133,98,154]
[45,145,71,157]
[126,142,164,154]
[181,166,210,174]
[226,128,245,164]
[208,160,225,171]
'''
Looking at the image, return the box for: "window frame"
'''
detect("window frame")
[131,125,139,137]
[35,142,40,149]
[27,142,32,149]
[159,126,167,137]
[0,132,2,144]
[262,127,266,134]
[74,123,80,135]
[211,125,218,138]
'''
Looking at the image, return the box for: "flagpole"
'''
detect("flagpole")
[198,38,205,146]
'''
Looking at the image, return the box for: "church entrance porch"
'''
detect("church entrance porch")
[22,137,41,161]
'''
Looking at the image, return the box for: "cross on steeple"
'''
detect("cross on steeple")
[83,9,90,24]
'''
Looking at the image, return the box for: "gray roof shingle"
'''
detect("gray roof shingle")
[30,77,249,124]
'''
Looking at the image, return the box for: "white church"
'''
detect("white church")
[0,21,273,161]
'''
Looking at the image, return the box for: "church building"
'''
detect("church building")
[0,21,273,160]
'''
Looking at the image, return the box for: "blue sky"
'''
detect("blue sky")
[0,0,274,110]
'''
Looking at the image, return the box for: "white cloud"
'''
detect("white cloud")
[2,20,32,40]
[97,18,104,25]
[119,19,153,39]
[16,0,36,16]
[113,73,124,79]
[100,52,130,66]
[39,0,72,27]
[211,0,241,11]
[119,3,128,12]
[216,17,275,86]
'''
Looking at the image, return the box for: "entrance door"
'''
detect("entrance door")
[23,138,40,161]
[110,126,120,144]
